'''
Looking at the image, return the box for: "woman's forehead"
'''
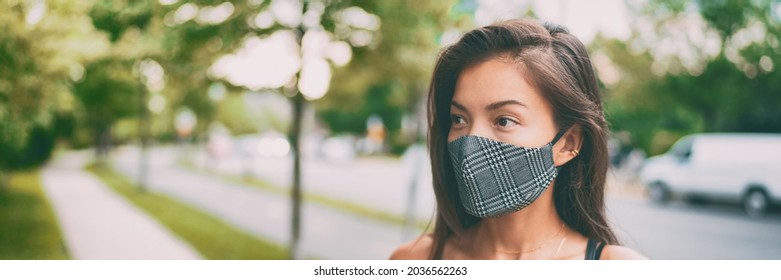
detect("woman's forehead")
[452,58,550,111]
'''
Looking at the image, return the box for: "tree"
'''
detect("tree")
[72,57,143,162]
[144,1,259,139]
[76,0,463,258]
[599,0,781,155]
[0,0,98,186]
[316,0,464,152]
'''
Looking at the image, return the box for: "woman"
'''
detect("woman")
[391,19,646,260]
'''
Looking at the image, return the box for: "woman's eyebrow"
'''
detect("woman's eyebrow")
[451,100,467,111]
[486,100,527,111]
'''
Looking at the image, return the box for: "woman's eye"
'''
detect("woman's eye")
[495,117,519,128]
[451,115,467,127]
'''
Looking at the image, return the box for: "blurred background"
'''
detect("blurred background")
[1,0,780,260]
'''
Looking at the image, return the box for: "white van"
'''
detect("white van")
[639,133,781,216]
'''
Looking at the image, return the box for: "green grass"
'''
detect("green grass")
[85,163,288,259]
[180,160,431,231]
[0,170,69,259]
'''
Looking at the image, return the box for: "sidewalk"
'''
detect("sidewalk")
[111,146,417,259]
[41,151,201,260]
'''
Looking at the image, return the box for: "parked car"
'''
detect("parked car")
[639,133,781,217]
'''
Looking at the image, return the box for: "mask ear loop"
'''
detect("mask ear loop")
[551,128,569,171]
[550,128,568,145]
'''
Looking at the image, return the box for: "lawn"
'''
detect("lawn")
[0,170,69,259]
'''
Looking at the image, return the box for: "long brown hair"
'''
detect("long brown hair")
[426,19,617,259]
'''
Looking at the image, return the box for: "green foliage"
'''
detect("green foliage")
[318,83,402,134]
[697,0,768,39]
[89,0,153,42]
[0,0,91,171]
[601,0,781,155]
[2,0,465,166]
[317,0,461,149]
[139,0,458,150]
[0,125,57,171]
[72,57,142,131]
[216,93,260,135]
[0,170,69,259]
[149,1,271,138]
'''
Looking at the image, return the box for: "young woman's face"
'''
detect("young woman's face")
[448,58,558,148]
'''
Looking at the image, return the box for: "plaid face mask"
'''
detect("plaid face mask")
[448,131,564,218]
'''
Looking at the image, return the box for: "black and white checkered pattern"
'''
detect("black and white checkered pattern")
[448,135,558,217]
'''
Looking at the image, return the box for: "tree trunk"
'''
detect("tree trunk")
[288,3,308,259]
[138,86,149,193]
[94,125,112,166]
[288,92,305,259]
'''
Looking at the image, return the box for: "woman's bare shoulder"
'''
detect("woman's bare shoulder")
[601,245,648,260]
[389,234,434,260]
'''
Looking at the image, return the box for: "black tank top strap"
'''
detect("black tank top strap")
[584,239,606,260]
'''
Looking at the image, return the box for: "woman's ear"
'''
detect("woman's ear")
[553,124,583,167]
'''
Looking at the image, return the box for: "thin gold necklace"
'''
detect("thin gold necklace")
[551,233,568,259]
[492,223,566,254]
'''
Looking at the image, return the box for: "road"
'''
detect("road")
[608,195,781,259]
[113,145,781,259]
[194,144,437,222]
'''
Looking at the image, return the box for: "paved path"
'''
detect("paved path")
[112,146,414,259]
[41,151,202,260]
